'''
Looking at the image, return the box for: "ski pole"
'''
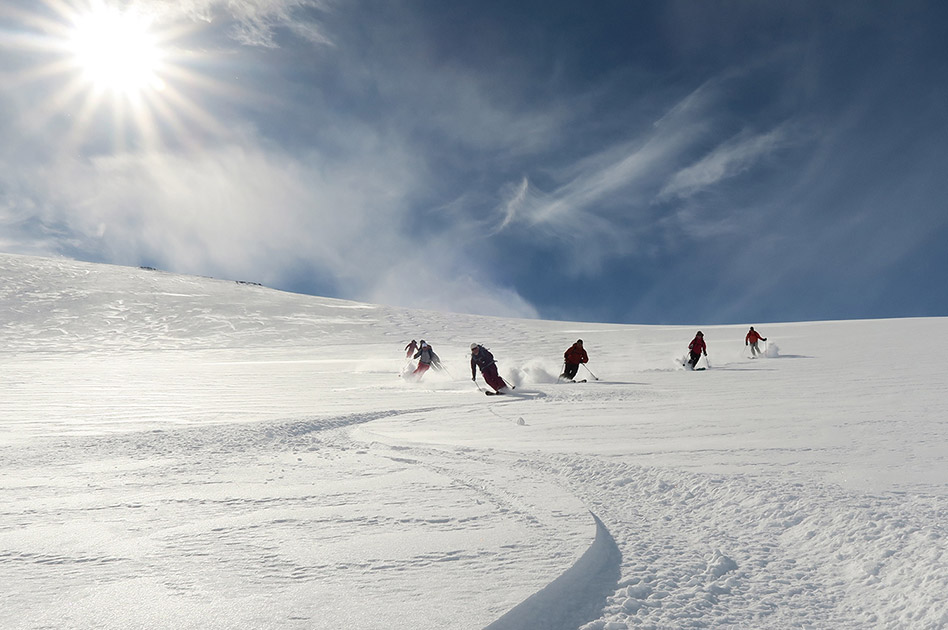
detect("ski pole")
[472,377,484,393]
[581,364,599,381]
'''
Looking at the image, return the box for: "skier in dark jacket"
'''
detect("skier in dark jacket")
[687,331,707,370]
[470,343,509,393]
[745,327,767,357]
[561,339,589,381]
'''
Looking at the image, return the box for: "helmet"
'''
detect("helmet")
[470,343,478,350]
[576,339,583,344]
[696,331,703,336]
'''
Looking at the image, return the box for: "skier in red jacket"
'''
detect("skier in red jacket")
[745,327,767,357]
[560,339,589,381]
[687,331,707,370]
[405,340,418,358]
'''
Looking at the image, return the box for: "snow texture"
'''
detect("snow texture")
[1,253,947,629]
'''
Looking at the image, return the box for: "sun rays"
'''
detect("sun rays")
[7,0,235,155]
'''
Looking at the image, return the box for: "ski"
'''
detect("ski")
[485,390,505,396]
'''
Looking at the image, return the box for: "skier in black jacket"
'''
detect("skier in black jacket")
[471,343,508,393]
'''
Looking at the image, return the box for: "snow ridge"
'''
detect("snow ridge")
[484,513,621,630]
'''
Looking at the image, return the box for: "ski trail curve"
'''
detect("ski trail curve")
[484,513,621,630]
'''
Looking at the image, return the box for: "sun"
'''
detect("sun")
[68,6,165,95]
[9,0,237,153]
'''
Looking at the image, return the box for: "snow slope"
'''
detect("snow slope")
[1,253,946,629]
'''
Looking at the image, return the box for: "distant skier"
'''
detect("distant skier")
[687,331,707,370]
[410,340,439,381]
[405,339,418,358]
[471,343,509,393]
[560,339,589,381]
[745,327,767,357]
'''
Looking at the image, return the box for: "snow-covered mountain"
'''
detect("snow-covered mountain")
[2,253,946,629]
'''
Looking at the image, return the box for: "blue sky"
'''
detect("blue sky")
[2,0,947,324]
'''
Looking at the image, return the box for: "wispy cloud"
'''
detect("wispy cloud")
[490,82,723,265]
[494,176,529,233]
[660,126,792,200]
[489,76,804,277]
[149,0,334,48]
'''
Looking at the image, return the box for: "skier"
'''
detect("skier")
[687,331,707,370]
[404,339,418,358]
[745,326,767,357]
[410,340,439,381]
[560,339,588,381]
[471,343,509,393]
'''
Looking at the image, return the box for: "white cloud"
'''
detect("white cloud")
[660,126,790,200]
[489,78,800,275]
[494,176,529,233]
[489,82,720,269]
[147,0,333,48]
[66,143,409,279]
[0,126,539,317]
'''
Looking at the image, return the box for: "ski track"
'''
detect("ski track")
[2,254,948,629]
[361,439,946,630]
[518,455,948,630]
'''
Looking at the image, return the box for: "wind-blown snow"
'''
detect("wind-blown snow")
[1,253,946,629]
